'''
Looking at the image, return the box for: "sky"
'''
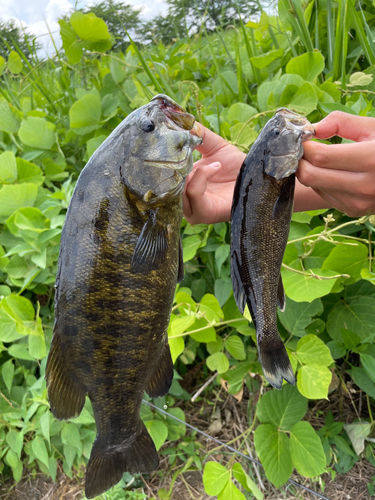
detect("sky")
[2,0,169,54]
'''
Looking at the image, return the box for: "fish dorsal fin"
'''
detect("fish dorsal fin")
[131,209,168,274]
[146,341,174,398]
[277,275,286,311]
[177,237,184,283]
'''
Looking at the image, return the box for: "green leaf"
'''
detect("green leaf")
[63,443,76,470]
[207,352,229,374]
[6,449,19,469]
[69,93,101,130]
[360,268,375,285]
[203,461,230,495]
[32,436,49,467]
[250,48,283,69]
[0,309,20,342]
[349,367,375,399]
[164,407,186,440]
[257,80,285,111]
[322,242,368,279]
[0,151,17,183]
[8,51,23,74]
[297,364,332,399]
[86,135,107,160]
[40,410,50,446]
[0,98,22,134]
[59,20,83,64]
[0,183,38,221]
[200,294,224,322]
[281,82,318,115]
[214,279,232,308]
[225,335,246,360]
[341,328,361,350]
[18,117,56,150]
[228,103,257,123]
[282,268,338,302]
[254,424,292,487]
[257,384,307,430]
[232,463,263,500]
[344,422,371,455]
[187,318,216,343]
[327,297,375,343]
[296,335,334,366]
[16,158,44,185]
[6,430,23,459]
[218,480,246,500]
[29,329,46,359]
[4,294,35,321]
[333,435,357,458]
[360,353,375,384]
[168,335,184,363]
[290,421,326,477]
[278,297,323,337]
[215,244,230,273]
[8,343,35,361]
[286,51,325,81]
[231,123,258,147]
[170,316,195,336]
[70,12,111,41]
[2,359,14,393]
[182,235,201,262]
[14,207,47,233]
[145,420,168,450]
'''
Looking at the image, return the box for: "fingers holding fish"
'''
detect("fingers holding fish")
[313,110,375,142]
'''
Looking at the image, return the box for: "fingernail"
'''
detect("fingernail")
[209,162,221,168]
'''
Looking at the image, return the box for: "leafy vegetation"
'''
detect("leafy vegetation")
[1,1,375,498]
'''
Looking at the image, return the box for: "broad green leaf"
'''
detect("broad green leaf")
[361,268,375,284]
[341,328,361,349]
[220,361,253,394]
[257,384,307,430]
[348,367,375,399]
[282,268,338,302]
[63,443,76,470]
[168,335,184,362]
[215,244,230,272]
[281,82,318,115]
[86,135,107,159]
[14,207,47,232]
[228,103,257,123]
[231,123,258,147]
[207,352,229,374]
[0,98,22,133]
[207,335,223,354]
[182,235,201,262]
[6,449,19,469]
[360,353,375,384]
[70,12,111,41]
[0,183,38,221]
[6,430,24,459]
[164,407,185,440]
[213,70,238,95]
[203,461,230,495]
[59,20,83,64]
[170,316,195,336]
[40,410,50,445]
[290,421,326,477]
[145,420,168,450]
[296,335,333,366]
[0,151,17,183]
[200,294,224,322]
[232,463,263,500]
[8,51,23,74]
[319,102,357,115]
[32,436,49,467]
[218,480,246,500]
[278,297,323,337]
[254,424,292,487]
[214,278,232,307]
[62,423,82,455]
[327,297,375,342]
[29,330,46,359]
[8,343,35,360]
[349,72,373,86]
[333,435,357,458]
[344,422,371,455]
[250,48,283,69]
[257,81,285,111]
[16,158,44,185]
[4,294,35,321]
[18,117,56,150]
[69,93,101,129]
[2,359,14,393]
[297,364,332,399]
[187,318,216,343]
[0,309,20,342]
[286,51,325,81]
[322,242,368,279]
[225,335,246,360]
[5,255,30,279]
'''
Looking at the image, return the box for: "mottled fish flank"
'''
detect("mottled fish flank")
[46,95,202,499]
[230,108,314,390]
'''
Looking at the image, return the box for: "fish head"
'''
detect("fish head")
[123,94,202,202]
[263,108,315,181]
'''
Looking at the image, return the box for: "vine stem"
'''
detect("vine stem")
[282,263,350,280]
[168,318,247,339]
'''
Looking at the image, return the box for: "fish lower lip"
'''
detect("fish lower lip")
[144,155,188,168]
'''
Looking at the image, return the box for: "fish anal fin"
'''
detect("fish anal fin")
[85,421,158,499]
[146,342,174,398]
[258,335,295,390]
[177,237,184,283]
[131,209,168,274]
[46,335,86,420]
[277,275,286,312]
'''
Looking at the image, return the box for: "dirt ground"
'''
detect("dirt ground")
[1,379,374,500]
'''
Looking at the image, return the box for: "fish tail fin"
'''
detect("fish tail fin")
[46,334,86,420]
[85,421,158,499]
[258,335,295,390]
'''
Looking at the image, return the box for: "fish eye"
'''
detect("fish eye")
[272,129,281,137]
[140,119,155,133]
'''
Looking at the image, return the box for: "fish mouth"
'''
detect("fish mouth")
[151,94,203,139]
[144,152,189,169]
[276,107,315,142]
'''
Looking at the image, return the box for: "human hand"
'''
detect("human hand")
[297,111,375,217]
[183,124,246,224]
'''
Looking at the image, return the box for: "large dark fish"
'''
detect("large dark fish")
[230,108,314,389]
[45,95,202,498]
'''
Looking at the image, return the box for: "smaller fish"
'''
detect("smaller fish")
[230,108,314,389]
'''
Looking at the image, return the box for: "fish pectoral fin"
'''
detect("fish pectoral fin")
[177,237,184,283]
[131,209,168,274]
[271,174,295,220]
[85,421,158,499]
[146,341,174,398]
[277,275,286,312]
[46,334,86,420]
[231,250,247,315]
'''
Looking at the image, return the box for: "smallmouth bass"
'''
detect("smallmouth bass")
[46,95,202,498]
[230,108,314,389]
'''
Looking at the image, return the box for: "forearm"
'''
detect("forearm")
[293,181,331,212]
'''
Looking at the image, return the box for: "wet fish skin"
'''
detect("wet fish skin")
[230,108,314,390]
[45,95,202,498]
